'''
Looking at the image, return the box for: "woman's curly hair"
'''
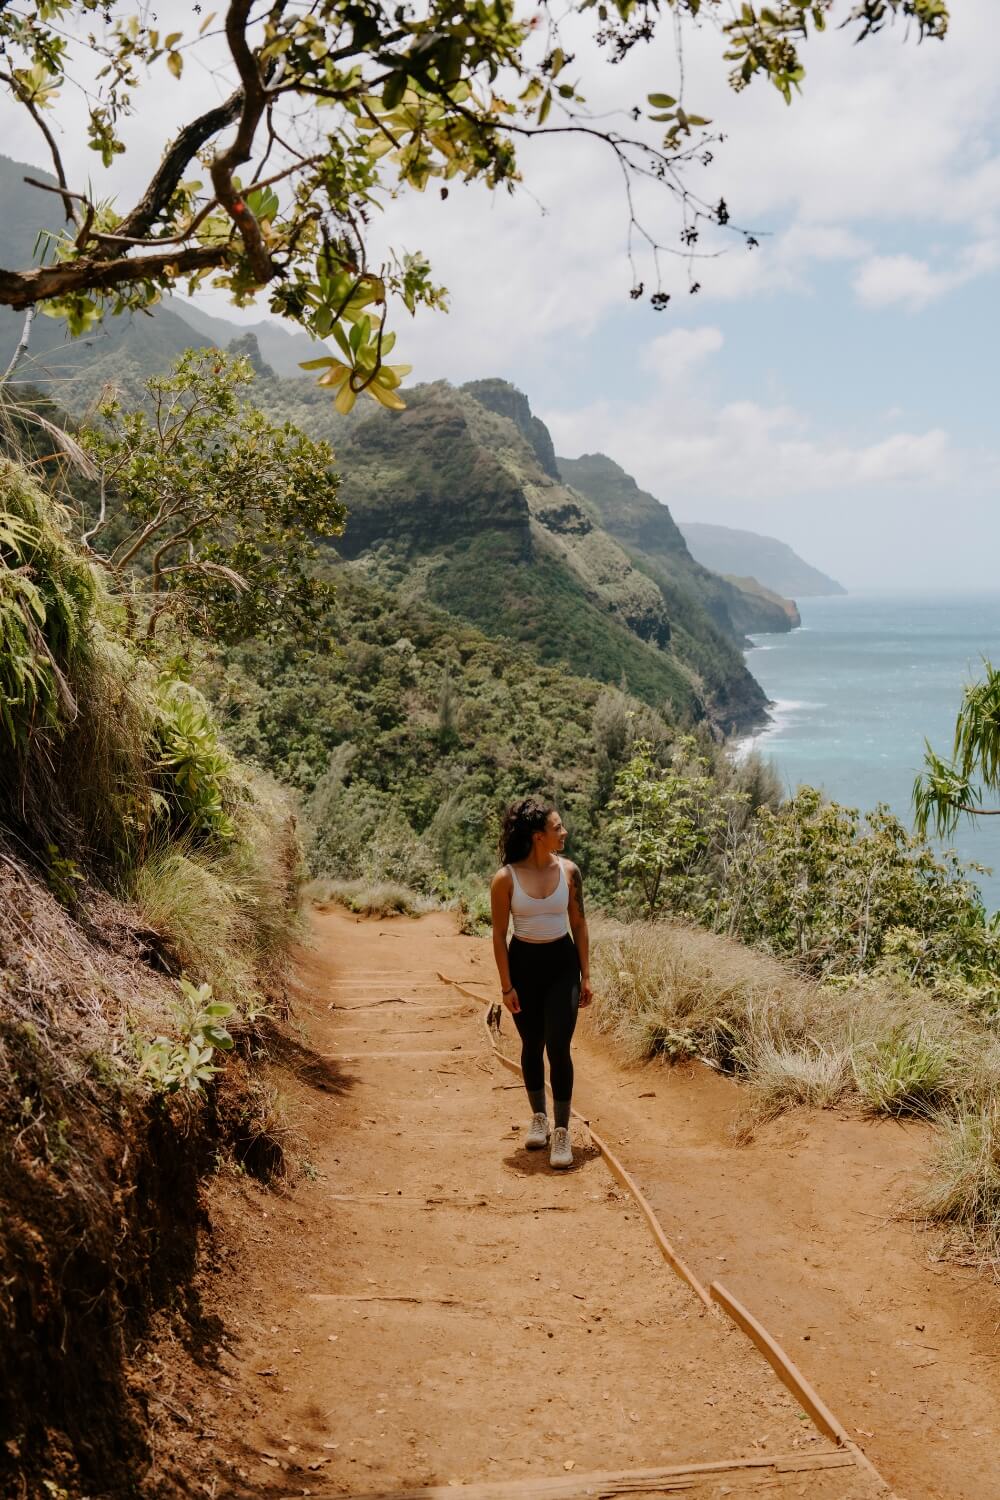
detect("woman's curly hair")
[498,796,556,866]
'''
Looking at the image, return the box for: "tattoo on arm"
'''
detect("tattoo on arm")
[571,865,585,919]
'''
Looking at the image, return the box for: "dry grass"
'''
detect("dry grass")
[921,1099,1000,1267]
[590,915,976,1104]
[305,876,439,918]
[591,913,1000,1265]
[131,774,301,1013]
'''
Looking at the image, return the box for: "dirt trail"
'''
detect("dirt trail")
[452,948,1000,1500]
[183,907,1000,1500]
[193,907,890,1499]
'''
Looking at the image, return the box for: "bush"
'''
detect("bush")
[720,788,993,989]
[853,1025,954,1118]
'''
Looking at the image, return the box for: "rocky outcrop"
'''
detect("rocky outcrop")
[558,452,799,639]
[463,377,561,479]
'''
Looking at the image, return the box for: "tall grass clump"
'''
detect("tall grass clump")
[0,459,301,1008]
[306,876,436,918]
[921,1098,1000,1263]
[590,916,977,1126]
[589,917,825,1069]
[852,1024,955,1118]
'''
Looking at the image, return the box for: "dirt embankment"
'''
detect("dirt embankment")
[0,860,285,1500]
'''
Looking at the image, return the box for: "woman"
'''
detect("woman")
[490,797,592,1169]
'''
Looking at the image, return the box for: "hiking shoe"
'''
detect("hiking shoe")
[525,1112,550,1150]
[550,1126,573,1170]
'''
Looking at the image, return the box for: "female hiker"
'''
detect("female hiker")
[490,797,592,1169]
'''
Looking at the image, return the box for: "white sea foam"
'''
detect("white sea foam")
[730,699,820,762]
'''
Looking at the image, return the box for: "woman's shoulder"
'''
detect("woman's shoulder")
[490,864,513,888]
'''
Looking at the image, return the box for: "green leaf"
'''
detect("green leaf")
[382,70,407,111]
[647,93,677,109]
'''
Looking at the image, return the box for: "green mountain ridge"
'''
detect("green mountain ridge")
[554,451,800,640]
[328,379,772,732]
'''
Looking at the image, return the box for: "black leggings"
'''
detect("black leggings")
[508,935,581,1102]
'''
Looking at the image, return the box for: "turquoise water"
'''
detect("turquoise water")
[736,592,1000,912]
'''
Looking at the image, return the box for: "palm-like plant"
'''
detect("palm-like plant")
[914,660,1000,838]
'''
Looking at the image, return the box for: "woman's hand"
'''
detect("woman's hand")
[503,987,521,1015]
[579,978,593,1008]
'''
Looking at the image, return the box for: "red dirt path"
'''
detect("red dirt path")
[180,907,1000,1499]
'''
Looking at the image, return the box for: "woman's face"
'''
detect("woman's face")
[536,809,567,855]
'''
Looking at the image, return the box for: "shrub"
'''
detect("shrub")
[153,680,240,842]
[720,788,992,988]
[606,737,747,919]
[853,1025,954,1118]
[138,979,235,1095]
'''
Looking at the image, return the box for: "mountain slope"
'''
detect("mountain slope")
[330,381,769,732]
[0,155,217,387]
[679,521,846,597]
[555,452,800,637]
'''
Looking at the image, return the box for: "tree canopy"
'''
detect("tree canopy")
[0,1,948,407]
[78,348,346,641]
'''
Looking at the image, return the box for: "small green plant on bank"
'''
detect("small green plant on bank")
[852,1024,954,1118]
[153,681,238,842]
[138,979,235,1095]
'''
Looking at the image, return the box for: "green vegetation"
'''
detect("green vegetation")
[0,437,303,1494]
[606,736,749,916]
[137,980,235,1095]
[203,564,679,902]
[0,454,299,1009]
[915,658,1000,838]
[320,380,770,733]
[80,349,346,642]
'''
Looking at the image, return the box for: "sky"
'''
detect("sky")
[3,1,999,591]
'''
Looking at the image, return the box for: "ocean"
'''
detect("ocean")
[735,592,1000,912]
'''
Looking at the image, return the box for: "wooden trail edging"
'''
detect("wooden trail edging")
[707,1282,885,1483]
[332,1447,857,1499]
[437,972,892,1497]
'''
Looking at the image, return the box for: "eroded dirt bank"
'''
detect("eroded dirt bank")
[157,907,1000,1499]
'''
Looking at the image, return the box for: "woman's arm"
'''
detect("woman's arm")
[565,861,592,1006]
[489,869,520,1013]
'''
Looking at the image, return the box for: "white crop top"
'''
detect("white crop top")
[507,860,570,941]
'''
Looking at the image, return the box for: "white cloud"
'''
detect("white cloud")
[854,242,1000,309]
[546,385,956,506]
[642,326,724,381]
